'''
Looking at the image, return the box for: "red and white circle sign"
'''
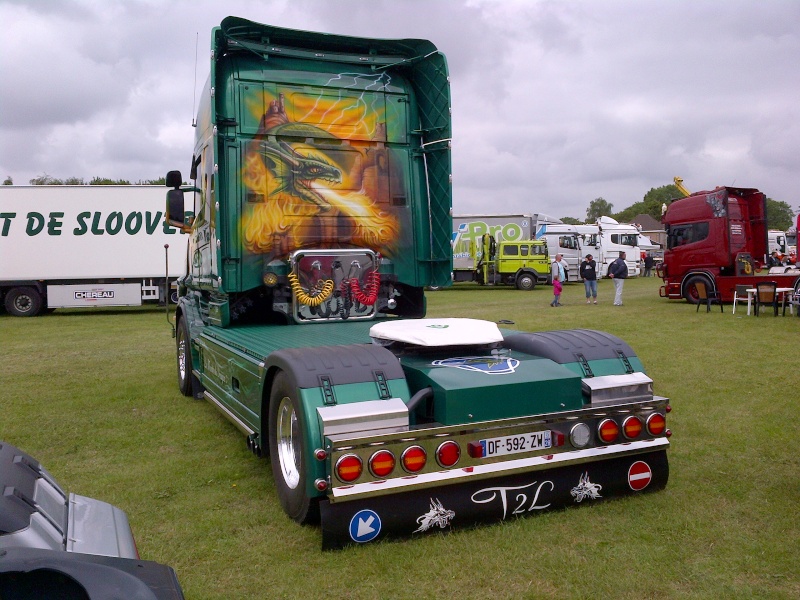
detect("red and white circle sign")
[628,461,652,491]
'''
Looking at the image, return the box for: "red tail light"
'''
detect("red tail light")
[622,416,643,439]
[401,446,427,473]
[467,441,484,458]
[335,454,363,482]
[369,450,396,478]
[598,419,619,444]
[436,441,460,468]
[647,413,666,435]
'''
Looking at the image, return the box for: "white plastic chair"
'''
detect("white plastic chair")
[731,284,750,315]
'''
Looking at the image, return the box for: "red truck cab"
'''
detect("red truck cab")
[659,187,800,303]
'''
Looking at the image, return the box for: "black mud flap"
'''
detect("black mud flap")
[320,450,668,550]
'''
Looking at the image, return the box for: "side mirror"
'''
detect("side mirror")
[166,188,191,232]
[165,170,191,233]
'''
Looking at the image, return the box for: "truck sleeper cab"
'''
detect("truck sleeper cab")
[167,17,669,549]
[659,186,800,303]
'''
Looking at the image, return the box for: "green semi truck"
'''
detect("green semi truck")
[165,17,670,549]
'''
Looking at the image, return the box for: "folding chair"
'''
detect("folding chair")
[754,281,779,316]
[695,281,723,312]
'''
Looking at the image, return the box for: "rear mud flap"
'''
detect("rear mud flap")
[320,449,668,550]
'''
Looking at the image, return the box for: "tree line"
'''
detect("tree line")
[560,183,796,231]
[2,174,165,186]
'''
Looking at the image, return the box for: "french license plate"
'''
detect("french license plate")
[479,431,552,458]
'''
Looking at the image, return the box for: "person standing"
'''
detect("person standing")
[608,251,628,306]
[580,254,598,304]
[644,252,655,277]
[550,253,565,307]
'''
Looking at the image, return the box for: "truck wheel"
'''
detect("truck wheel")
[269,371,318,524]
[176,318,194,397]
[5,287,43,317]
[516,273,536,291]
[683,275,710,305]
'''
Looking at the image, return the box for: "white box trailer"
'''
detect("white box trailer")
[0,185,187,316]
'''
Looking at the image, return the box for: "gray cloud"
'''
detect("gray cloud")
[0,0,797,218]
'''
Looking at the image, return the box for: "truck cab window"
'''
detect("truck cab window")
[503,245,519,256]
[667,222,709,249]
[611,234,638,246]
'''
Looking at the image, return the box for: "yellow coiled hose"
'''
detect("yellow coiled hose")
[287,272,335,306]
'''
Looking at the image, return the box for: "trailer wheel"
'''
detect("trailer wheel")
[516,273,536,291]
[269,371,318,524]
[5,287,43,317]
[176,318,194,397]
[683,275,711,305]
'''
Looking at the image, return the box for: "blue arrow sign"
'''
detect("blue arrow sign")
[349,509,382,543]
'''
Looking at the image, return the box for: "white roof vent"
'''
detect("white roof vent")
[370,318,503,347]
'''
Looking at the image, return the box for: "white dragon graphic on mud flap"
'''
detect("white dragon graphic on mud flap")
[414,498,455,533]
[570,472,603,502]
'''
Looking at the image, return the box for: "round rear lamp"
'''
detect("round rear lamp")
[622,416,643,439]
[335,454,363,483]
[401,445,427,473]
[369,450,396,478]
[436,441,460,468]
[647,413,667,436]
[570,423,591,448]
[598,419,620,444]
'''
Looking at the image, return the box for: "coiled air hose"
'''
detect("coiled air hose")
[346,270,381,305]
[287,272,335,306]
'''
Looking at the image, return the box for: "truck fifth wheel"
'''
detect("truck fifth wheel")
[166,17,671,549]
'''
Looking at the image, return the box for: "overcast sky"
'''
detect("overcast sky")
[1,0,797,220]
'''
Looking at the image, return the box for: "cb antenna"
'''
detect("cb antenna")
[192,32,199,127]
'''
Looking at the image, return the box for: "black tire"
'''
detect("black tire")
[516,273,536,291]
[176,317,194,397]
[268,371,319,524]
[5,287,43,317]
[683,275,711,305]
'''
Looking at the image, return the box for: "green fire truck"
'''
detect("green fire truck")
[165,17,670,549]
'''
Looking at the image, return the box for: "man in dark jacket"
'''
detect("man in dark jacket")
[608,251,628,306]
[580,254,598,304]
[644,252,655,277]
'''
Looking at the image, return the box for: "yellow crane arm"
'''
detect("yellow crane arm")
[673,176,691,197]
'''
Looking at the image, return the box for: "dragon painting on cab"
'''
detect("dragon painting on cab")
[240,89,404,263]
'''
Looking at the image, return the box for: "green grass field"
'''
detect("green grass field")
[2,277,798,599]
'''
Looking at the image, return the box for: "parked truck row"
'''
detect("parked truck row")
[451,213,643,287]
[0,185,187,316]
[163,17,670,549]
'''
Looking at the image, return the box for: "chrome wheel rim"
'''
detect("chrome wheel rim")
[277,396,301,489]
[177,332,187,382]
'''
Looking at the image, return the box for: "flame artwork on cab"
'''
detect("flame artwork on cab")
[240,85,404,261]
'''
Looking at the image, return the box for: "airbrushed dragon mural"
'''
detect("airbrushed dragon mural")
[240,88,405,262]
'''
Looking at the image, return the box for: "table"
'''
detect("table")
[744,287,795,316]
